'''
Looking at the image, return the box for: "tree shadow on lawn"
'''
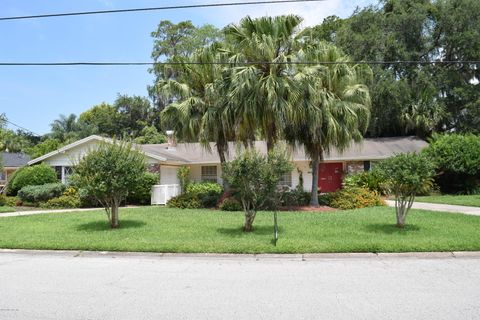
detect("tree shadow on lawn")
[217,225,281,237]
[76,220,146,232]
[365,223,421,235]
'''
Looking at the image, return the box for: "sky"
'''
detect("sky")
[0,0,376,135]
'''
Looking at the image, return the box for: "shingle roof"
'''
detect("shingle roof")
[140,136,428,164]
[1,152,31,168]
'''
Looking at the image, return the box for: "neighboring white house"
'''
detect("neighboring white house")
[28,135,428,204]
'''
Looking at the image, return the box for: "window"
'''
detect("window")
[54,166,62,180]
[201,166,217,182]
[63,166,74,184]
[278,171,292,188]
[0,170,6,181]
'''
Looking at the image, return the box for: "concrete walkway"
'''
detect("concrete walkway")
[385,200,480,216]
[0,207,103,218]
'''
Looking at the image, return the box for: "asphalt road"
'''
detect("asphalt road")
[1,251,479,320]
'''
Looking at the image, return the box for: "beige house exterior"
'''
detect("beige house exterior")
[28,135,428,204]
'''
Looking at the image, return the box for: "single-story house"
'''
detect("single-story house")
[28,134,428,204]
[1,152,31,192]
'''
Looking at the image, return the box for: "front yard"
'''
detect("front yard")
[415,194,480,207]
[1,206,479,253]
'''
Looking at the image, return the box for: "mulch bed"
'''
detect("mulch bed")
[279,205,337,212]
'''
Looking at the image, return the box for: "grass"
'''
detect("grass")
[0,206,479,253]
[415,194,480,207]
[0,206,15,213]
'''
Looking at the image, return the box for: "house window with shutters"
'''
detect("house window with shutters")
[201,166,217,182]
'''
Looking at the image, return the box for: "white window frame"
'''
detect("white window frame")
[62,166,74,184]
[201,166,218,183]
[278,171,293,188]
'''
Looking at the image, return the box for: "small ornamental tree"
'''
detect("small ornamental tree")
[72,141,146,228]
[222,147,293,232]
[374,153,435,228]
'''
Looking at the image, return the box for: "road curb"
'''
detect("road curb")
[1,249,480,260]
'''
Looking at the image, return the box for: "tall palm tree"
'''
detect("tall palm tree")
[50,114,79,142]
[285,42,372,206]
[224,15,304,151]
[160,44,234,164]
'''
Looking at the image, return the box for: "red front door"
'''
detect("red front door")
[318,162,343,192]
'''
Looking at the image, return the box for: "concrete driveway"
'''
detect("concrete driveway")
[385,200,480,216]
[1,250,479,320]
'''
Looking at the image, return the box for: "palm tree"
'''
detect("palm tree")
[160,44,234,164]
[402,87,446,139]
[50,114,79,142]
[224,15,304,151]
[285,42,372,206]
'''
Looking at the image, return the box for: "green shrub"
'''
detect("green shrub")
[343,170,386,194]
[77,188,99,208]
[127,172,159,205]
[424,134,480,194]
[4,196,19,207]
[279,189,310,207]
[167,193,201,209]
[186,182,223,208]
[318,193,332,206]
[219,197,243,211]
[0,194,5,206]
[8,164,58,195]
[41,194,81,209]
[18,183,66,204]
[40,187,82,209]
[328,186,385,210]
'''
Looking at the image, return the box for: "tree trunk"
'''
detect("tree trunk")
[217,143,229,190]
[266,139,274,153]
[396,209,406,228]
[310,153,320,207]
[395,198,407,228]
[110,204,119,228]
[243,210,256,232]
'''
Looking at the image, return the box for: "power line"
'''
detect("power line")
[2,118,41,137]
[0,0,327,21]
[0,60,478,66]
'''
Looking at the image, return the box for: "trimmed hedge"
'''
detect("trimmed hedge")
[7,164,58,195]
[186,182,223,208]
[18,183,66,204]
[167,193,201,209]
[280,189,310,207]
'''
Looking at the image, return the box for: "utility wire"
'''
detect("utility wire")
[0,0,327,21]
[2,118,41,137]
[0,60,478,66]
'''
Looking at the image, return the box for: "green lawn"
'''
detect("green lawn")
[0,206,15,213]
[415,194,480,207]
[0,206,479,253]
